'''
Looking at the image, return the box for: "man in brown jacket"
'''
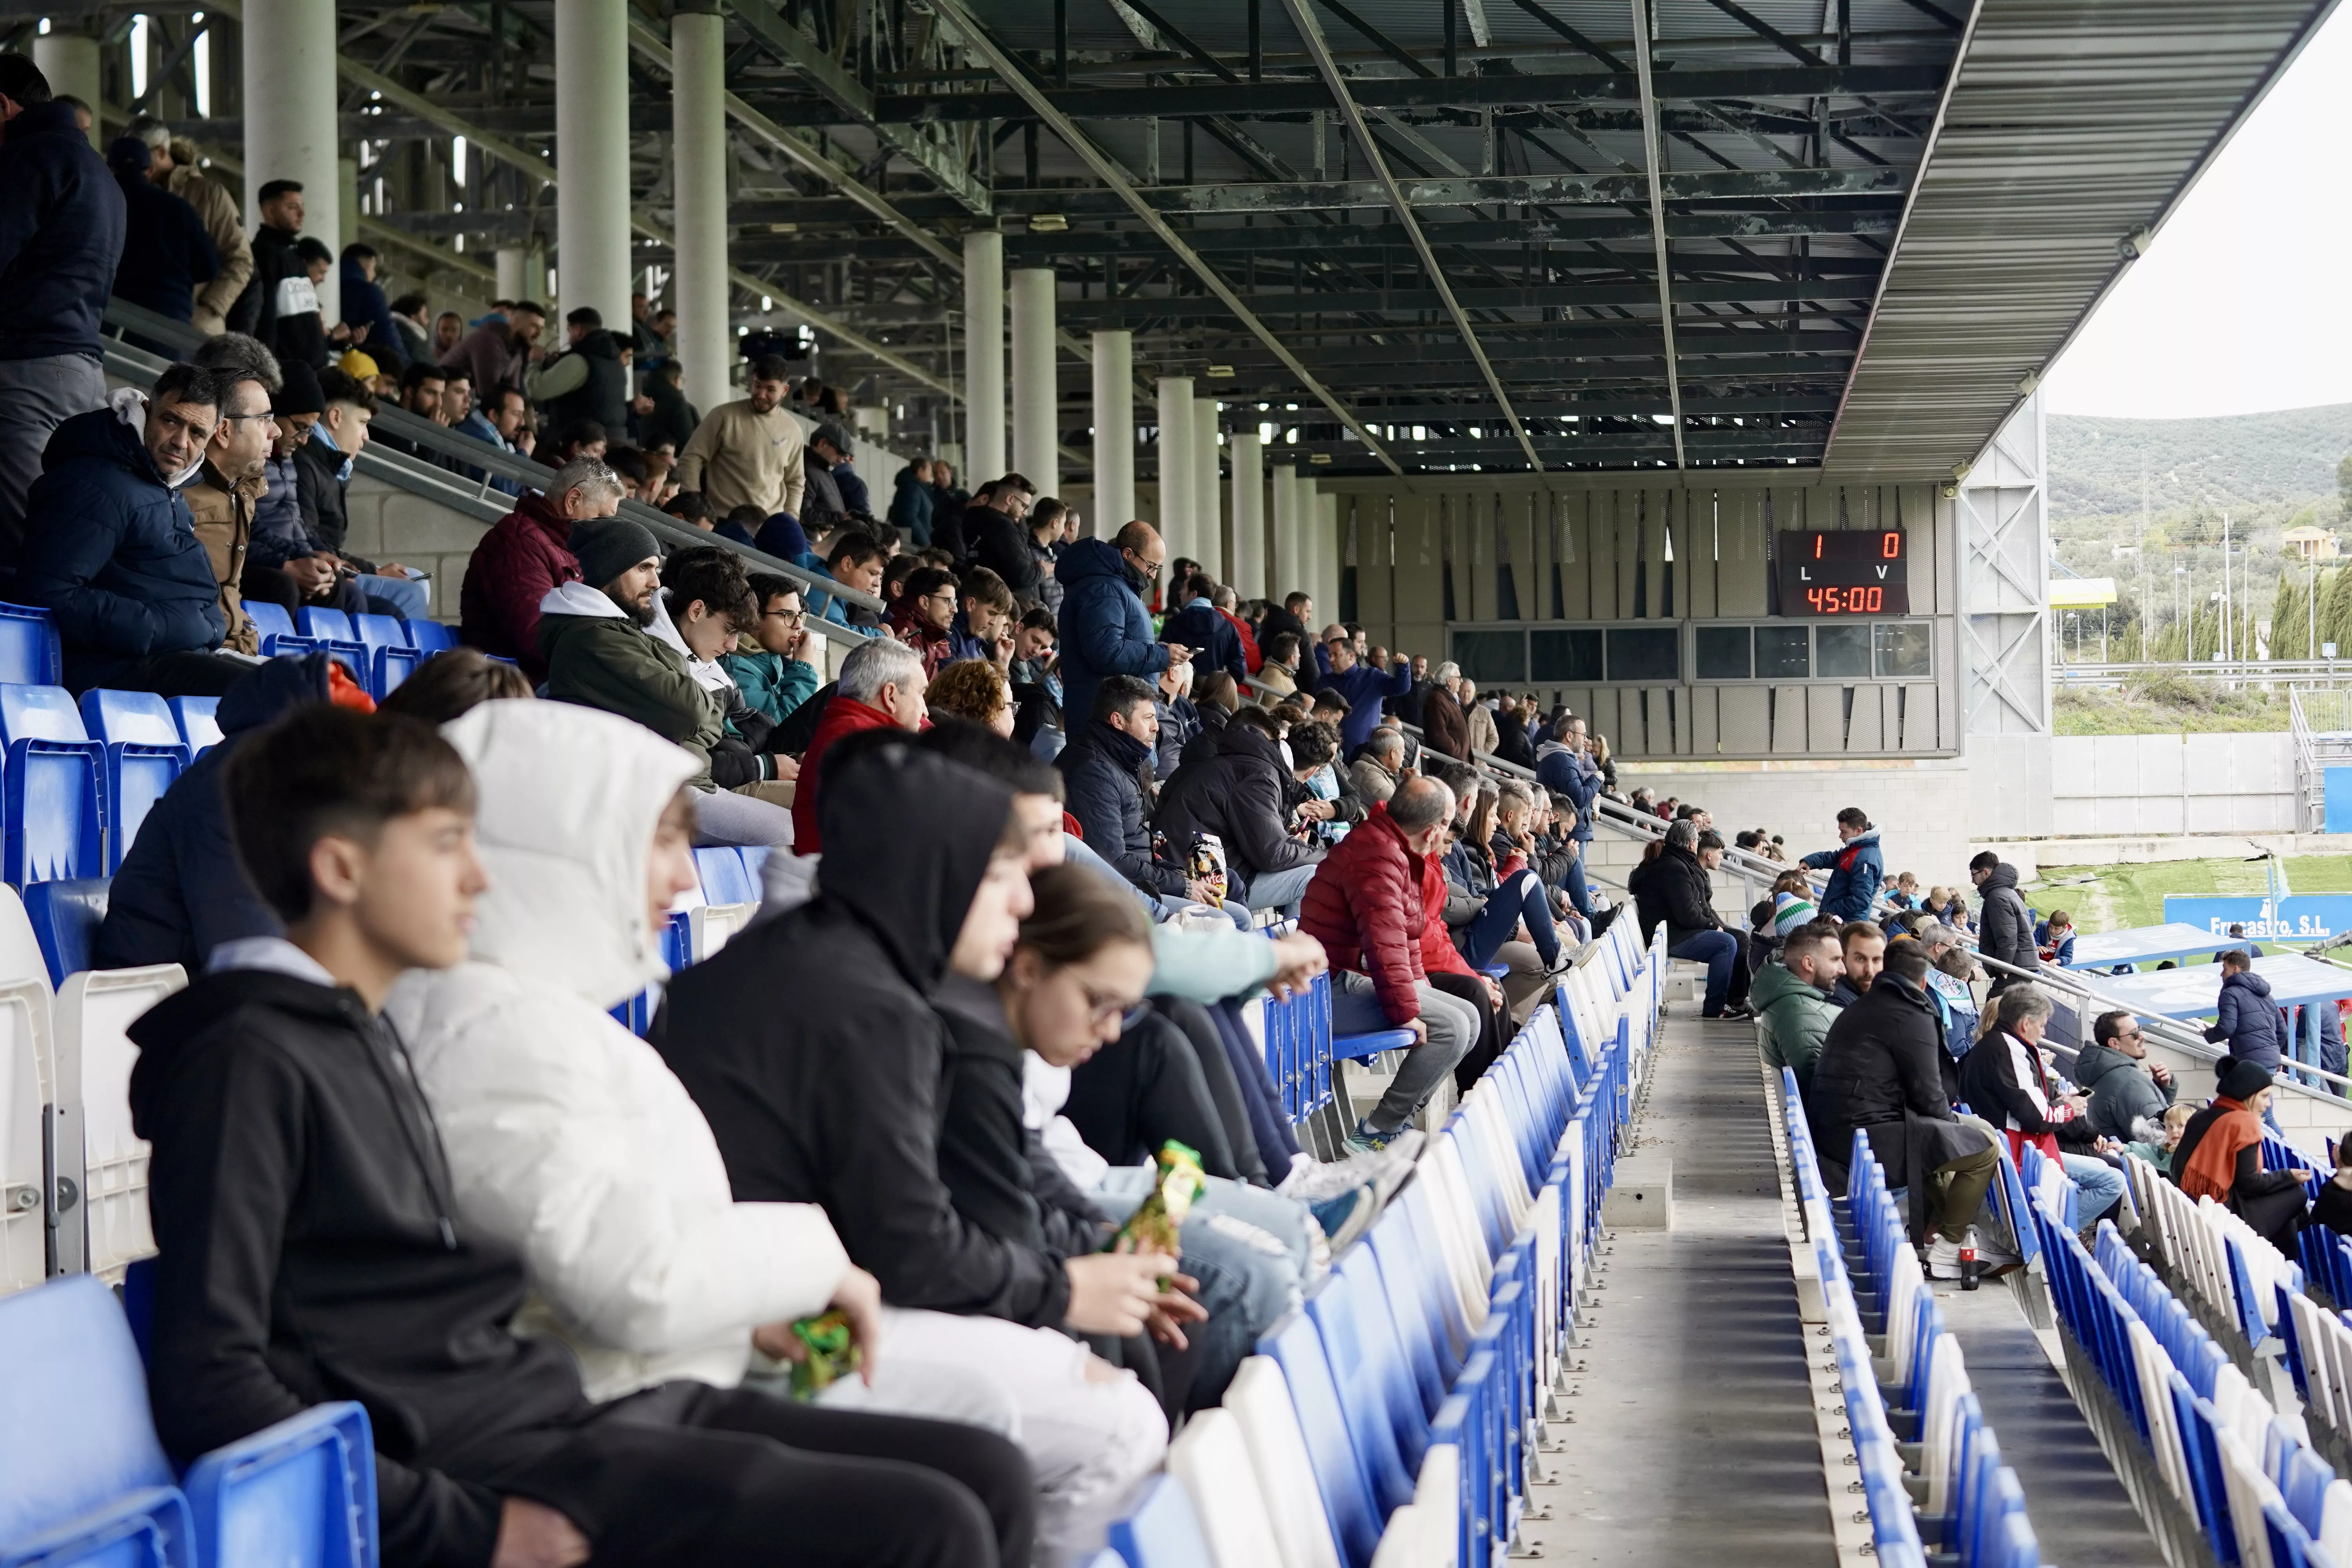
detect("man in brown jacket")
[181,364,281,656]
[127,119,252,336]
[1422,660,1471,762]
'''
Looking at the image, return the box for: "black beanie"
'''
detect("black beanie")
[568,516,661,589]
[2214,1056,2274,1102]
[272,359,325,418]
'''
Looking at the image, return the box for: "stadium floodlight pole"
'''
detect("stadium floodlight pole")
[1627,0,1686,468]
[922,0,1401,475]
[1278,0,1543,473]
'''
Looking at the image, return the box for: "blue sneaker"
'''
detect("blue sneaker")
[1345,1118,1401,1156]
[1309,1186,1379,1251]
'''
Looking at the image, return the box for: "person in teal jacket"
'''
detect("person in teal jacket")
[720,574,822,726]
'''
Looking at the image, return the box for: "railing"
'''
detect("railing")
[98,298,890,642]
[2055,657,2352,688]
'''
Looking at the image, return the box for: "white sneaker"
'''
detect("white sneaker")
[1924,1236,1965,1280]
[1969,1226,2020,1272]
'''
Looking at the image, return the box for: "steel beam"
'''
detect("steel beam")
[922,0,1400,474]
[1628,0,1685,468]
[828,65,1949,122]
[723,0,993,215]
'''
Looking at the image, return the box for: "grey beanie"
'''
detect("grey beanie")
[568,517,661,589]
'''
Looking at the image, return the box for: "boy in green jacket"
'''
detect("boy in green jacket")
[722,573,821,728]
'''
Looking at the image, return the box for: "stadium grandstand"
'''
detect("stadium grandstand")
[0,0,2349,1565]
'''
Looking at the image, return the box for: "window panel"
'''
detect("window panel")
[1755,624,1811,679]
[1604,627,1681,683]
[1450,629,1527,684]
[1693,625,1752,681]
[1529,628,1604,682]
[1875,621,1933,679]
[1815,622,1872,679]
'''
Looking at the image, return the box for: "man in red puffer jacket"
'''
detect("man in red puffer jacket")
[459,456,621,679]
[1299,775,1483,1151]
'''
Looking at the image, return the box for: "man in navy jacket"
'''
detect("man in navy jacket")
[0,55,127,568]
[1158,570,1247,686]
[17,363,251,696]
[1056,519,1190,730]
[1306,632,1413,755]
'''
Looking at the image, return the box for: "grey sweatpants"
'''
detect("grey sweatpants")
[0,354,109,567]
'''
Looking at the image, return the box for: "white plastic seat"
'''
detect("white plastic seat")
[0,976,54,1296]
[0,884,53,995]
[1223,1356,1344,1568]
[58,964,185,1281]
[1166,1406,1285,1568]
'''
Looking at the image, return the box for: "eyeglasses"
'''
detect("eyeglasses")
[1122,550,1163,577]
[765,609,805,625]
[1076,984,1136,1025]
[218,410,277,428]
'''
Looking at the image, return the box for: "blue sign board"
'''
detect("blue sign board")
[2162,894,2352,943]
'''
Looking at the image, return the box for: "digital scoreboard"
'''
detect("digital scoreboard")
[1776,530,1910,616]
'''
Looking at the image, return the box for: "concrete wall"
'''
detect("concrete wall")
[2042,732,2296,838]
[342,475,489,620]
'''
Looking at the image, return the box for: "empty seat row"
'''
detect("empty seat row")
[1775,1071,2045,1568]
[2020,1145,2347,1568]
[245,603,460,700]
[1102,918,1665,1568]
[2120,1142,2309,1357]
[0,686,219,888]
[609,846,774,1035]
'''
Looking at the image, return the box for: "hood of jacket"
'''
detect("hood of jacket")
[2223,969,2274,1002]
[1981,860,2017,893]
[442,701,698,1009]
[574,328,623,362]
[1078,715,1155,776]
[2071,1040,2136,1089]
[818,742,1015,993]
[218,651,341,735]
[1058,536,1133,593]
[1534,738,1571,765]
[1751,959,1832,1015]
[45,399,167,487]
[539,577,631,622]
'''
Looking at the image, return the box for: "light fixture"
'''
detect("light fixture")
[1029,213,1068,232]
[2016,370,2040,397]
[1206,365,1234,378]
[2118,225,2155,260]
[1310,452,1333,464]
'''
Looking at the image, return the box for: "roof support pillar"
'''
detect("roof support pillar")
[32,32,100,148]
[671,7,735,420]
[1091,330,1135,535]
[1155,378,1194,562]
[555,0,633,330]
[242,0,341,318]
[1230,429,1265,601]
[962,231,1007,481]
[1193,397,1223,582]
[1010,267,1059,495]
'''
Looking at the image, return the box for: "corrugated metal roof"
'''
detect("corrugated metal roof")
[1824,0,2340,477]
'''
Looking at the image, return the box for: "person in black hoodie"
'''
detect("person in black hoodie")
[1154,704,1326,914]
[1058,673,1197,908]
[132,704,1031,1568]
[653,737,1177,1565]
[96,652,365,971]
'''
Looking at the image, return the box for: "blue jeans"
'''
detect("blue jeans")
[1156,894,1251,929]
[1563,844,1593,918]
[1093,1169,1312,1404]
[1459,869,1559,969]
[354,573,431,621]
[1670,929,1740,1016]
[1243,861,1320,916]
[2061,1153,2126,1228]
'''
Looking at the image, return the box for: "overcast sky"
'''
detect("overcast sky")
[2040,4,2352,420]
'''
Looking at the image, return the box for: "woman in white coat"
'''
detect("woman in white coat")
[388,700,1040,1564]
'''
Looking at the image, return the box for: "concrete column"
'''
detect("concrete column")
[1091,330,1135,535]
[1192,397,1221,580]
[1230,430,1264,601]
[1008,268,1058,494]
[1267,460,1296,601]
[495,247,530,302]
[339,156,359,253]
[1154,377,1192,561]
[671,7,733,422]
[554,0,633,330]
[1317,487,1340,630]
[962,231,1006,482]
[243,0,341,318]
[31,32,100,149]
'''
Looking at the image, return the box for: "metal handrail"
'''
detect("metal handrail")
[98,298,891,624]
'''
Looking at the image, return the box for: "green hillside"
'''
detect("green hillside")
[2049,404,2352,521]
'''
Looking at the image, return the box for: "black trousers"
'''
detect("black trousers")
[1431,970,1506,1094]
[67,649,253,699]
[463,1381,1034,1568]
[1066,1008,1243,1179]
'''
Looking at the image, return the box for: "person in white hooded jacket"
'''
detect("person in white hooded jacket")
[387,701,1041,1566]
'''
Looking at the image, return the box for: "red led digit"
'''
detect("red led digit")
[1807,588,1823,611]
[1866,587,1882,612]
[1882,533,1900,559]
[1814,536,1824,559]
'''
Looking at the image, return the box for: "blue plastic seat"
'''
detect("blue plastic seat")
[167,695,224,757]
[695,848,759,906]
[0,685,104,886]
[183,1403,377,1568]
[0,1274,192,1566]
[243,601,311,657]
[78,691,191,873]
[1312,1252,1427,1509]
[352,614,421,696]
[1105,1475,1213,1568]
[23,878,110,987]
[294,610,381,696]
[0,603,62,688]
[1258,1312,1381,1568]
[405,619,461,654]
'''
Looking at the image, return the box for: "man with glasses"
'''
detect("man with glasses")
[17,362,255,696]
[181,354,280,655]
[1054,518,1192,730]
[2075,1010,2179,1143]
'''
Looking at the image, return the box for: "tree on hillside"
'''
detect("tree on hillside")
[2339,450,2352,519]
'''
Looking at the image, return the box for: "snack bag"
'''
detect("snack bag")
[1111,1140,1206,1285]
[785,1310,860,1400]
[1187,832,1229,907]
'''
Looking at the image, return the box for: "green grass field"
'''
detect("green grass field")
[2028,855,2352,935]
